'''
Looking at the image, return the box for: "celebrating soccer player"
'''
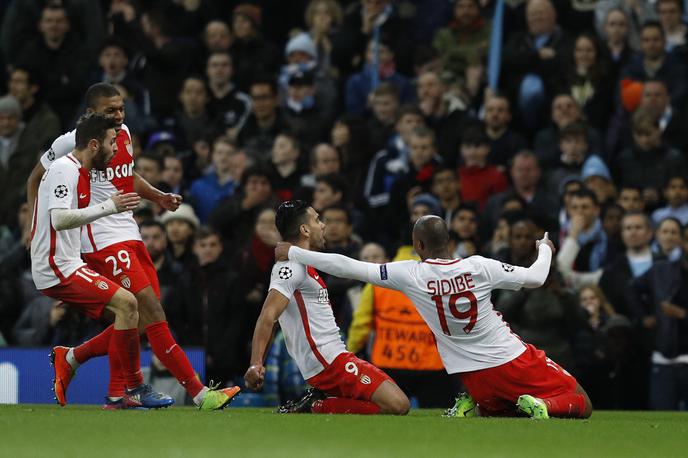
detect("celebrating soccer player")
[244,200,410,415]
[27,83,238,410]
[31,112,173,409]
[275,212,593,419]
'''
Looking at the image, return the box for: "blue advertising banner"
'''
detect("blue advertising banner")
[0,347,204,404]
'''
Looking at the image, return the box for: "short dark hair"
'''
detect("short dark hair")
[140,219,165,232]
[432,166,458,182]
[316,173,347,200]
[461,125,490,146]
[619,185,643,195]
[664,175,687,188]
[622,211,651,229]
[74,112,118,149]
[322,204,351,224]
[559,122,588,140]
[207,50,232,65]
[85,83,121,109]
[99,35,129,58]
[249,76,278,95]
[641,20,665,36]
[11,64,42,88]
[657,0,684,12]
[275,200,310,241]
[395,104,423,123]
[195,225,222,242]
[240,164,273,189]
[571,188,599,206]
[137,153,163,171]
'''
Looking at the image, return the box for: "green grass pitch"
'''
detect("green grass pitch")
[1,405,686,458]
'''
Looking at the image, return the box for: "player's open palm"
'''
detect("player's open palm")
[110,190,141,213]
[275,242,292,261]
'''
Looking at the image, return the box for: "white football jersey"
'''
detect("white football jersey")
[40,124,140,252]
[269,261,347,379]
[366,256,527,373]
[31,154,89,289]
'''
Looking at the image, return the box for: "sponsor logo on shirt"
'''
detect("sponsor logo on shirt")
[90,162,134,183]
[380,264,388,280]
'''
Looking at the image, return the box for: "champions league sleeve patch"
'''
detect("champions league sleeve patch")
[278,266,293,280]
[380,264,388,280]
[501,263,515,273]
[54,184,69,198]
[47,149,56,161]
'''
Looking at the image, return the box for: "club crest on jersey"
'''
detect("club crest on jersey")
[90,162,134,183]
[54,184,69,198]
[501,263,515,273]
[95,280,109,290]
[360,375,371,385]
[278,266,292,279]
[120,275,131,289]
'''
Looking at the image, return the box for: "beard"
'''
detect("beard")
[92,145,112,171]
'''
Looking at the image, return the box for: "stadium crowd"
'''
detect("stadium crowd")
[0,0,687,410]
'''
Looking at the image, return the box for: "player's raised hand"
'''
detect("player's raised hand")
[110,190,141,213]
[159,193,182,211]
[244,364,265,390]
[536,232,556,255]
[275,242,292,261]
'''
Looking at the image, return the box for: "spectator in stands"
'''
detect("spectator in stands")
[617,185,645,213]
[268,132,305,202]
[457,126,508,208]
[367,83,400,153]
[230,4,280,92]
[189,137,243,223]
[652,176,688,226]
[331,114,373,193]
[140,220,187,310]
[204,20,233,54]
[533,94,603,169]
[629,227,688,410]
[161,155,185,196]
[432,0,490,80]
[296,143,341,199]
[210,165,277,247]
[206,51,251,141]
[656,0,687,52]
[484,151,558,234]
[600,8,633,82]
[615,109,687,208]
[622,21,687,103]
[430,166,462,224]
[7,65,60,152]
[653,217,683,261]
[345,38,414,115]
[135,153,164,190]
[167,226,245,384]
[303,0,345,77]
[238,78,287,160]
[581,154,616,207]
[15,3,90,128]
[282,67,335,149]
[502,0,572,130]
[161,203,200,269]
[0,95,41,228]
[557,188,610,286]
[599,212,657,317]
[312,174,347,212]
[416,70,466,166]
[561,32,614,130]
[483,94,528,170]
[449,203,480,258]
[163,76,220,152]
[544,123,593,195]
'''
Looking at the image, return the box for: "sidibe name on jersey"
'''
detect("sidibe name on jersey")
[427,273,475,296]
[90,162,134,182]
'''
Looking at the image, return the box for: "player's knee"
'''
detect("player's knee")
[383,392,410,415]
[112,289,138,316]
[136,288,166,322]
[582,399,593,418]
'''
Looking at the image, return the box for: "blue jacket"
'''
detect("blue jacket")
[345,65,415,115]
[189,173,236,223]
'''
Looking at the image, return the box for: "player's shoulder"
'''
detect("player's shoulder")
[50,155,79,172]
[44,130,76,164]
[271,260,306,282]
[119,123,131,138]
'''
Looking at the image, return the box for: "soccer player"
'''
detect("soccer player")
[27,83,238,410]
[31,112,172,409]
[275,214,593,419]
[244,201,410,415]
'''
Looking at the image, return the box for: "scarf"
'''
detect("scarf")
[576,219,607,271]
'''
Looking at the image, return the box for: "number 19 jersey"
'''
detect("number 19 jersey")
[374,256,528,373]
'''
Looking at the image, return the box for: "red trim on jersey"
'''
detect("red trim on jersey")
[66,154,79,166]
[48,223,66,282]
[30,198,38,242]
[307,266,327,288]
[294,289,329,369]
[423,258,462,265]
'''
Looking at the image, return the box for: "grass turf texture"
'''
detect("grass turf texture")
[1,405,686,458]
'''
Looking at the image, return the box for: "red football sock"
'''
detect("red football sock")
[311,398,381,415]
[145,321,204,398]
[542,393,587,418]
[107,345,125,398]
[110,328,143,390]
[74,325,113,363]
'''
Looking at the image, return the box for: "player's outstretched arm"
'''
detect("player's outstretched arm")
[51,191,140,231]
[133,172,182,211]
[285,245,389,286]
[245,289,289,391]
[521,232,554,288]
